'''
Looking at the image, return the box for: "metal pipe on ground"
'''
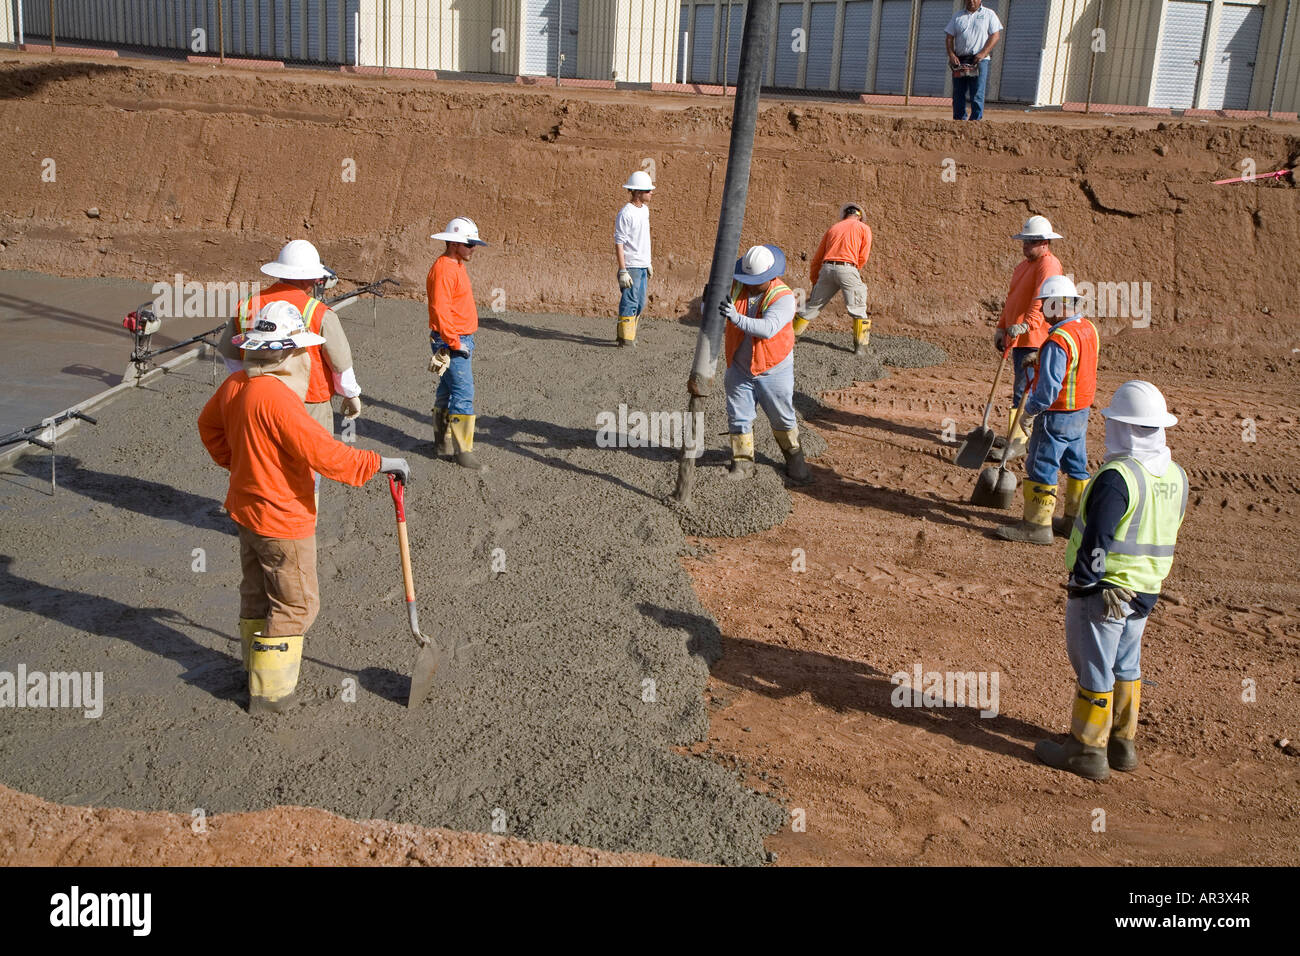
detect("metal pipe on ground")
[673,0,774,508]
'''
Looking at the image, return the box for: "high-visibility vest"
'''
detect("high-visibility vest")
[724,280,795,375]
[1065,456,1188,593]
[1031,314,1098,412]
[238,285,332,404]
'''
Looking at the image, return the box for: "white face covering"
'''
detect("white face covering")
[1104,418,1171,477]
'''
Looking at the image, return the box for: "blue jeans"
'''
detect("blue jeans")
[952,58,990,120]
[1025,407,1090,485]
[725,354,797,433]
[430,331,474,415]
[1065,592,1146,692]
[618,267,648,317]
[1011,347,1037,405]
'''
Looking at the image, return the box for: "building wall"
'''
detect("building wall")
[0,0,13,45]
[358,0,507,72]
[612,0,680,82]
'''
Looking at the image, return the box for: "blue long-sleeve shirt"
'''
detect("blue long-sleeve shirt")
[1069,467,1158,617]
[1023,321,1073,417]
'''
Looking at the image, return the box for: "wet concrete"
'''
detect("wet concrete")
[0,298,943,864]
[0,270,221,434]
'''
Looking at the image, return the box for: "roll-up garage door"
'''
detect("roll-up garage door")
[874,0,911,94]
[999,0,1047,103]
[1151,0,1210,109]
[1205,2,1263,110]
[690,4,716,83]
[912,0,952,97]
[805,2,837,89]
[773,2,804,87]
[724,2,746,86]
[838,0,873,92]
[524,0,579,78]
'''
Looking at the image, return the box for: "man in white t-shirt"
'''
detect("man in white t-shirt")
[614,170,654,348]
[945,0,1002,121]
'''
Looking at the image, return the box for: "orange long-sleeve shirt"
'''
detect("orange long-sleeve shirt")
[426,254,478,350]
[997,251,1062,348]
[810,218,873,284]
[198,372,381,539]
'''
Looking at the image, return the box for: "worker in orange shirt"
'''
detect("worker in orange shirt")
[199,301,409,714]
[993,216,1063,460]
[427,217,487,471]
[792,202,873,355]
[217,239,364,506]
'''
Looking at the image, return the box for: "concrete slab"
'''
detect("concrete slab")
[0,270,222,435]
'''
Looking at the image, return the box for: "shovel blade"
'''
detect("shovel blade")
[407,640,447,709]
[954,426,996,469]
[971,464,1018,510]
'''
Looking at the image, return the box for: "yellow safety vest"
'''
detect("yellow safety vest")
[1065,457,1188,593]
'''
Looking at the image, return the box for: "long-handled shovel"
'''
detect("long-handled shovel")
[955,346,1012,469]
[971,384,1030,509]
[388,474,447,708]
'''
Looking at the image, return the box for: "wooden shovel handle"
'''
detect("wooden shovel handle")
[981,346,1012,428]
[388,475,420,638]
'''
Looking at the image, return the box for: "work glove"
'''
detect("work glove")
[429,348,451,379]
[718,299,739,323]
[380,456,410,485]
[1007,322,1030,338]
[994,329,1007,353]
[647,263,654,279]
[340,396,362,420]
[617,268,633,290]
[1020,349,1041,369]
[1100,586,1136,621]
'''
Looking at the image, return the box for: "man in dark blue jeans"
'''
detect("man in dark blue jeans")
[945,0,1002,120]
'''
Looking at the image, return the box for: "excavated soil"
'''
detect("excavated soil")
[0,55,1297,865]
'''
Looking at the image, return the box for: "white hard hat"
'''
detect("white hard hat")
[732,244,786,284]
[623,170,655,191]
[1013,215,1063,241]
[841,201,864,218]
[1101,381,1178,428]
[1037,275,1079,300]
[431,216,487,246]
[261,239,331,281]
[232,301,326,351]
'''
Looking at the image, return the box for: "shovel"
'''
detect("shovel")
[388,474,447,708]
[971,385,1030,509]
[955,346,1011,469]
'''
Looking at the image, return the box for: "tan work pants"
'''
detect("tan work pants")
[237,523,320,637]
[800,261,868,319]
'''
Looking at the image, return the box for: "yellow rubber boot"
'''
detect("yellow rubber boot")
[1034,685,1112,780]
[727,432,755,481]
[248,634,304,714]
[995,481,1056,545]
[238,618,266,671]
[1054,475,1088,538]
[433,408,452,456]
[617,316,637,348]
[852,317,871,355]
[792,316,810,337]
[1006,407,1032,460]
[1109,679,1141,771]
[773,428,811,484]
[449,414,483,471]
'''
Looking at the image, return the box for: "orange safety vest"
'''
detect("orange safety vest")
[724,280,795,376]
[1032,315,1099,412]
[238,284,332,404]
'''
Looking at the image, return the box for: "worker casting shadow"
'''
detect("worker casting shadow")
[643,603,1050,765]
[13,455,235,535]
[0,554,244,702]
[480,314,610,348]
[810,400,955,447]
[358,394,430,430]
[798,464,985,531]
[636,601,723,664]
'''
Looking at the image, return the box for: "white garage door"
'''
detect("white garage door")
[874,0,912,94]
[838,0,873,92]
[690,4,715,83]
[1151,0,1210,109]
[723,2,746,86]
[524,0,579,78]
[773,2,804,86]
[1205,2,1263,110]
[911,0,952,97]
[805,1,838,90]
[999,0,1047,103]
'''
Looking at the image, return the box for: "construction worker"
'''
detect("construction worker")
[199,301,409,714]
[1036,381,1187,780]
[994,215,1063,460]
[615,170,654,348]
[427,216,487,470]
[218,239,364,504]
[721,245,811,484]
[792,202,873,355]
[996,275,1099,545]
